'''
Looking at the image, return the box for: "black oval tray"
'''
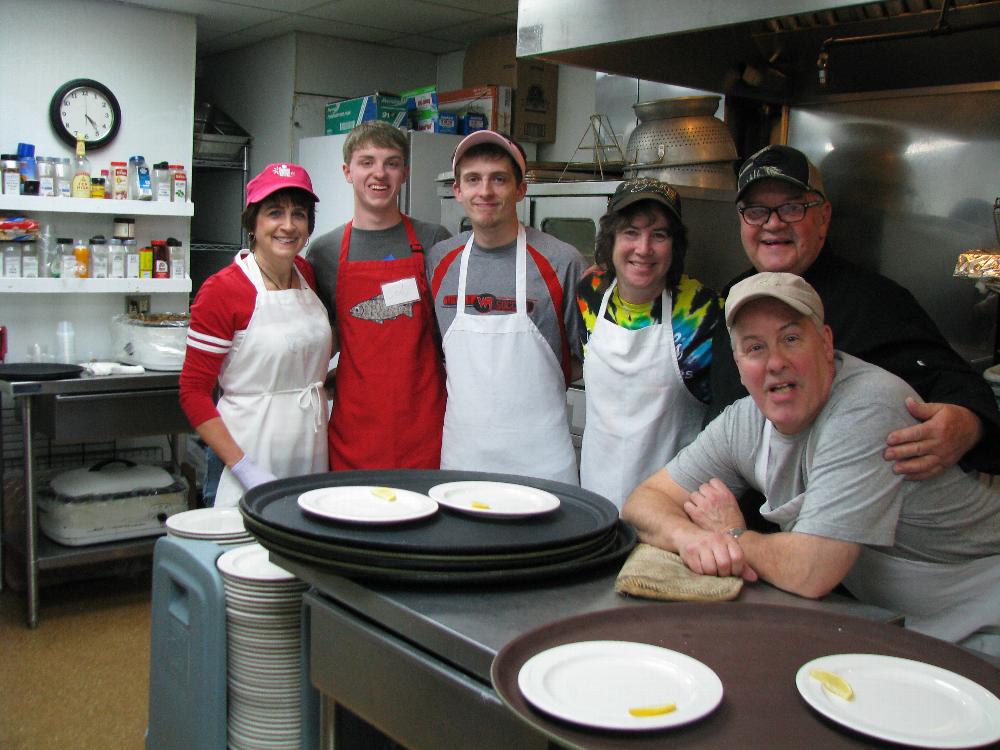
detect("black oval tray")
[241,470,620,556]
[255,521,636,585]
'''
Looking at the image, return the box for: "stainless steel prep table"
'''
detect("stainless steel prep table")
[0,371,190,627]
[273,554,902,750]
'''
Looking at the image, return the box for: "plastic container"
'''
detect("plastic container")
[54,158,73,197]
[153,161,172,201]
[110,161,128,200]
[169,164,187,202]
[2,242,22,278]
[56,237,75,278]
[73,240,90,278]
[125,239,140,279]
[36,224,54,278]
[113,216,136,240]
[1,154,19,195]
[129,155,152,200]
[20,241,39,278]
[139,245,153,278]
[152,239,169,278]
[90,236,109,279]
[36,157,56,197]
[90,177,106,199]
[168,237,185,278]
[108,238,126,278]
[56,320,76,364]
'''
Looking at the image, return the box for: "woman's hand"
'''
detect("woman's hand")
[231,455,277,490]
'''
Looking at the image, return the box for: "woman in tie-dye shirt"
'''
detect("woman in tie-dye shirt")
[575,178,723,510]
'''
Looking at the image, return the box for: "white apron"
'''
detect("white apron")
[756,420,1000,648]
[580,283,705,510]
[214,252,333,507]
[440,226,578,485]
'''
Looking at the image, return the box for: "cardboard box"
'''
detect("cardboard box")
[325,93,409,135]
[463,33,558,143]
[438,85,512,137]
[400,85,439,113]
[413,111,458,134]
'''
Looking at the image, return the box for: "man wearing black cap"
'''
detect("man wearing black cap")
[706,145,1000,505]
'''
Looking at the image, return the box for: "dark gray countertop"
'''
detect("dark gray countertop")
[273,554,896,685]
[0,370,180,397]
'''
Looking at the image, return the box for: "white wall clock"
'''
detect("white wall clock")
[49,78,122,150]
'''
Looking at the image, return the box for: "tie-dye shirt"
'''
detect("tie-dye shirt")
[576,270,723,403]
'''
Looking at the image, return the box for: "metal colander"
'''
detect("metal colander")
[624,96,737,189]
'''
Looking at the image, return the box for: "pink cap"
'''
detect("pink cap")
[451,130,526,179]
[245,163,319,206]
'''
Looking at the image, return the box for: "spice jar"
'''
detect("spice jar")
[2,242,22,278]
[90,177,106,199]
[110,161,128,200]
[54,158,73,197]
[139,244,153,278]
[124,239,140,279]
[108,239,126,278]
[113,217,136,240]
[36,157,56,197]
[1,154,19,195]
[73,240,90,278]
[56,237,75,278]
[90,235,109,278]
[151,239,169,278]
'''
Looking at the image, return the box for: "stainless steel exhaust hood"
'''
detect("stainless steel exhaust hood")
[516,0,1000,102]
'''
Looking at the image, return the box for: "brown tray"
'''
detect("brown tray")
[491,603,1000,749]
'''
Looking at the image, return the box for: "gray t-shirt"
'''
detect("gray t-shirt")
[425,226,587,363]
[307,218,451,322]
[667,352,1000,564]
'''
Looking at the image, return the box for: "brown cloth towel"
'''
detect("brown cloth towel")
[615,543,743,602]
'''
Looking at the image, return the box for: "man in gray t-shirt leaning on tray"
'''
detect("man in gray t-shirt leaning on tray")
[622,271,1000,654]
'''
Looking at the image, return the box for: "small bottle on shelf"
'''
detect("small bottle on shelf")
[73,239,90,278]
[108,239,126,278]
[20,241,39,278]
[71,138,91,198]
[56,237,76,278]
[124,239,140,279]
[167,237,185,278]
[169,164,187,202]
[89,236,109,279]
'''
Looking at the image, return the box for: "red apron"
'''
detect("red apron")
[329,216,446,470]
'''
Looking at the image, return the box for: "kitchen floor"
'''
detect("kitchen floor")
[0,569,152,749]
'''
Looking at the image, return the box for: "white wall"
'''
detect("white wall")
[198,34,297,178]
[536,65,598,163]
[1,0,195,361]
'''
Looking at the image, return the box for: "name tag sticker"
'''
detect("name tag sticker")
[382,277,420,305]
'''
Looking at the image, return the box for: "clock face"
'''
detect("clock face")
[49,79,122,150]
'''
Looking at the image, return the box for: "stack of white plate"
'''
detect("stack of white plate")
[165,507,254,545]
[217,543,308,750]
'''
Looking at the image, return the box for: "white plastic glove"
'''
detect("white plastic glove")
[230,456,277,490]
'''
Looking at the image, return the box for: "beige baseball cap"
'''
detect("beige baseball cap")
[725,272,824,330]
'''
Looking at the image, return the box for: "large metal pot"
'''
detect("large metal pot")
[624,95,737,190]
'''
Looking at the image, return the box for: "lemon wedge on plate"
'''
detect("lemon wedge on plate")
[370,487,397,502]
[471,501,491,509]
[810,668,854,700]
[628,703,676,717]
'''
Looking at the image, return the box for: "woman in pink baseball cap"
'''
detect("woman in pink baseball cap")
[179,163,334,507]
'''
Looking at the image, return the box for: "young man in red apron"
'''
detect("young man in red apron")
[426,131,587,485]
[308,121,450,470]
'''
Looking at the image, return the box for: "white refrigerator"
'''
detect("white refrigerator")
[298,130,464,239]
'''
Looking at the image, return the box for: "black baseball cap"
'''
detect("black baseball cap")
[608,177,682,221]
[736,145,825,201]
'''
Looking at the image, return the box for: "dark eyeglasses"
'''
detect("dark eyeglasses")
[738,199,825,226]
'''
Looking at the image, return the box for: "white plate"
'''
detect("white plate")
[518,640,723,731]
[217,543,297,582]
[428,481,560,518]
[796,654,1000,748]
[166,507,246,537]
[297,486,438,524]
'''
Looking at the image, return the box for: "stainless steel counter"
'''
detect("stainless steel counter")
[276,554,900,749]
[0,371,191,627]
